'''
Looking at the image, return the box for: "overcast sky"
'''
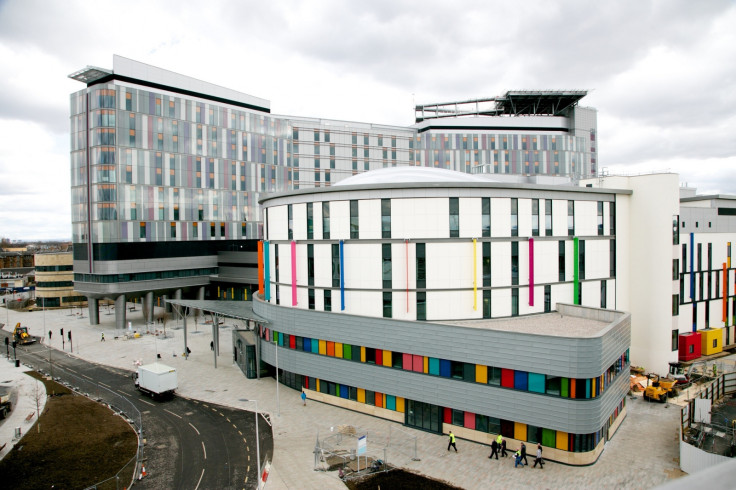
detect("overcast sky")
[0,0,734,241]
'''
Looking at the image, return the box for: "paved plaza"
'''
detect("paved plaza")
[0,305,686,489]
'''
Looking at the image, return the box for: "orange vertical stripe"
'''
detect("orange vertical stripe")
[570,379,576,399]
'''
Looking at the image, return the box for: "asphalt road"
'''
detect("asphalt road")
[2,331,273,490]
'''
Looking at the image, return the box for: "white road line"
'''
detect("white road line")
[189,422,200,435]
[194,468,205,490]
[116,390,130,396]
[202,441,207,459]
[99,382,111,388]
[138,398,155,407]
[81,374,93,380]
[67,368,77,373]
[164,409,182,419]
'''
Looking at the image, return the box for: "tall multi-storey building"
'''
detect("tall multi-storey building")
[68,56,597,330]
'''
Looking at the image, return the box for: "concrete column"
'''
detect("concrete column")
[114,294,126,331]
[174,289,182,326]
[162,294,171,313]
[183,312,188,360]
[88,298,99,325]
[194,286,205,323]
[144,291,154,324]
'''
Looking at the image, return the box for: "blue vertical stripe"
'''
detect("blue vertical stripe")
[340,240,345,310]
[264,240,270,301]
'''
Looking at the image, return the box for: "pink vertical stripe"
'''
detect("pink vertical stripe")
[529,238,534,306]
[406,240,409,313]
[291,241,297,306]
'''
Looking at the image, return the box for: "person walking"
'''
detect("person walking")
[488,439,499,459]
[210,340,214,351]
[301,390,307,406]
[514,448,523,468]
[501,438,508,458]
[533,443,545,468]
[48,330,52,341]
[520,442,528,466]
[100,332,105,342]
[447,431,457,452]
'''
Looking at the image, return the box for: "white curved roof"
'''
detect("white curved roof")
[334,166,492,186]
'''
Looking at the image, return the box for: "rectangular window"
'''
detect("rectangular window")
[449,197,459,237]
[511,242,519,286]
[170,222,176,238]
[532,199,539,237]
[307,244,314,286]
[308,289,315,310]
[331,244,340,288]
[382,243,392,289]
[559,240,566,281]
[350,200,359,239]
[383,292,392,318]
[601,280,607,308]
[544,285,551,313]
[324,290,332,312]
[482,242,491,287]
[417,292,426,321]
[482,198,490,237]
[416,243,426,289]
[672,214,679,245]
[673,259,679,280]
[511,198,518,237]
[483,290,491,319]
[579,239,586,280]
[568,201,574,236]
[139,222,146,239]
[610,240,616,277]
[672,330,679,351]
[511,288,519,316]
[488,367,502,386]
[672,294,679,316]
[322,202,330,239]
[597,201,604,236]
[381,199,391,238]
[307,203,313,240]
[545,199,552,236]
[288,204,293,240]
[546,376,561,396]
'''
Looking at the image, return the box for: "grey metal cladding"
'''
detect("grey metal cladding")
[253,300,630,379]
[260,341,628,434]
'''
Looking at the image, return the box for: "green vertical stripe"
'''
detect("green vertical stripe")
[573,237,579,304]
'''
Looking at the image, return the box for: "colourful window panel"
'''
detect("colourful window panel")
[265,329,270,342]
[375,392,383,408]
[569,379,576,399]
[289,336,296,349]
[591,378,596,398]
[501,369,515,388]
[423,356,429,373]
[428,357,440,375]
[475,365,488,384]
[376,349,383,365]
[396,397,405,413]
[327,341,335,357]
[361,346,366,362]
[385,395,396,411]
[556,430,569,450]
[318,340,326,355]
[303,337,311,352]
[443,407,452,424]
[357,388,365,403]
[413,355,423,373]
[464,411,476,429]
[303,377,309,389]
[382,350,392,367]
[514,371,529,391]
[542,428,556,447]
[514,422,527,441]
[440,359,451,377]
[528,373,545,393]
[335,342,343,358]
[340,385,348,398]
[561,378,569,397]
[278,333,284,346]
[403,353,413,371]
[586,379,591,399]
[343,344,352,360]
[316,379,320,392]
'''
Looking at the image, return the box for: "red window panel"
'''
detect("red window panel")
[464,411,475,429]
[443,407,452,424]
[327,341,335,357]
[501,368,515,388]
[289,336,296,349]
[412,355,423,372]
[403,353,413,371]
[376,349,383,365]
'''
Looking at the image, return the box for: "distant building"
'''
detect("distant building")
[35,252,86,308]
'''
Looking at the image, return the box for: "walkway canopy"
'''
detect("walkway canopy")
[164,299,270,325]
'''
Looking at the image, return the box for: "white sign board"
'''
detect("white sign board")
[357,435,367,455]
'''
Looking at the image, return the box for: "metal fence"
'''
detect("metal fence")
[680,371,736,448]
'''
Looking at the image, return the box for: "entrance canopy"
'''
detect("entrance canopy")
[165,299,270,325]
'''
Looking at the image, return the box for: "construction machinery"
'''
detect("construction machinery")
[643,374,679,402]
[0,389,11,419]
[13,323,35,345]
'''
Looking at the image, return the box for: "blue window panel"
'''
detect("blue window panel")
[514,370,529,391]
[385,395,396,411]
[304,338,311,352]
[340,385,348,399]
[429,357,440,376]
[311,340,319,354]
[528,373,545,393]
[440,359,451,378]
[586,379,591,399]
[278,334,284,346]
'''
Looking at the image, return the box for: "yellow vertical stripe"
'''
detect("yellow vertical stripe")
[361,346,366,363]
[396,397,405,413]
[476,364,488,383]
[357,388,365,403]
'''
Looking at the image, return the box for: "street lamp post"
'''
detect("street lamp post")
[241,398,261,490]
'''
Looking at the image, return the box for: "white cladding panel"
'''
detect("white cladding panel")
[575,201,598,237]
[492,288,512,317]
[331,200,350,240]
[344,243,381,289]
[359,199,381,239]
[491,198,511,237]
[313,202,323,239]
[427,290,482,320]
[315,243,331,288]
[534,240,561,284]
[293,203,307,240]
[391,197,449,239]
[269,205,288,240]
[581,280,601,309]
[426,242,475,290]
[518,198,532,237]
[552,200,567,237]
[459,197,481,238]
[492,242,512,287]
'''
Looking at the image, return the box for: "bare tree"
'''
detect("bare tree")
[31,379,45,433]
[158,311,171,338]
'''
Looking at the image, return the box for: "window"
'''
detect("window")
[546,376,561,395]
[417,292,426,321]
[324,290,332,312]
[287,204,293,240]
[568,201,574,236]
[483,290,491,319]
[511,198,518,237]
[672,294,679,316]
[170,222,176,238]
[449,197,459,237]
[601,280,607,308]
[482,198,490,237]
[307,244,314,286]
[610,240,616,277]
[139,222,146,239]
[579,239,585,280]
[671,330,679,351]
[532,199,539,237]
[382,244,392,288]
[511,242,519,286]
[545,199,552,236]
[488,367,501,385]
[331,244,340,288]
[559,241,566,281]
[381,199,391,238]
[482,242,491,287]
[322,202,330,239]
[544,285,551,313]
[307,203,313,240]
[383,292,392,318]
[511,288,519,316]
[350,200,359,238]
[416,243,426,289]
[673,259,679,280]
[308,289,315,310]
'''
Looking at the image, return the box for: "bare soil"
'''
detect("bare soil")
[344,468,464,490]
[0,371,138,489]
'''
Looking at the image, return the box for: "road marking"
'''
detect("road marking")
[194,468,205,490]
[233,424,237,429]
[202,441,207,459]
[81,374,93,380]
[67,368,77,373]
[189,422,200,435]
[116,390,131,396]
[164,409,182,419]
[138,398,155,407]
[238,430,242,436]
[226,417,231,422]
[248,454,250,461]
[99,382,111,388]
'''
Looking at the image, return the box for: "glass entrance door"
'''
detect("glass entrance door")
[405,400,441,433]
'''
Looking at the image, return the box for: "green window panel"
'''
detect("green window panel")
[561,378,569,398]
[343,344,352,360]
[542,428,557,448]
[528,373,546,393]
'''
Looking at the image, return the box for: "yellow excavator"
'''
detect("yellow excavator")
[643,374,679,402]
[13,323,35,345]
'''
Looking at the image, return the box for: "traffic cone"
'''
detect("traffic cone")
[140,464,147,479]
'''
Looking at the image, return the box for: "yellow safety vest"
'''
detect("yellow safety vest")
[450,433,455,443]
[496,434,503,444]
